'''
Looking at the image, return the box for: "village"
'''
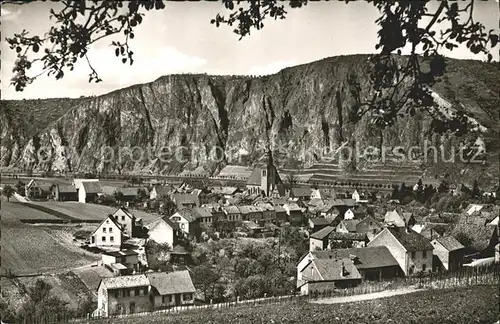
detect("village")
[1,159,499,320]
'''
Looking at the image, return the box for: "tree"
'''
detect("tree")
[15,180,26,196]
[471,179,481,198]
[192,264,222,302]
[113,190,124,205]
[136,188,148,202]
[160,196,176,216]
[2,185,15,202]
[4,0,498,134]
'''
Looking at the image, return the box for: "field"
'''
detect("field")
[0,199,61,221]
[1,217,99,276]
[30,201,160,224]
[93,285,499,324]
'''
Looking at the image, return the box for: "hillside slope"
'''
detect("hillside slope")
[1,55,498,181]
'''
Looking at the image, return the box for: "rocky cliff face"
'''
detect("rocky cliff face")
[1,54,498,175]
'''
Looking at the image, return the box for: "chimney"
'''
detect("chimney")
[340,262,347,277]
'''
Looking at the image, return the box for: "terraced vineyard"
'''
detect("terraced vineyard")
[280,160,433,190]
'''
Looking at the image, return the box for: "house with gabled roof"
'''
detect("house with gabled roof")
[368,227,433,275]
[431,236,465,272]
[90,214,124,248]
[290,187,312,201]
[309,226,335,251]
[52,183,78,201]
[101,249,140,275]
[78,181,102,203]
[146,270,196,309]
[149,185,172,200]
[298,255,362,295]
[355,216,384,241]
[336,219,361,234]
[112,207,137,238]
[147,216,179,247]
[193,207,214,227]
[308,217,331,233]
[384,210,406,227]
[172,193,199,209]
[25,179,52,200]
[297,246,402,290]
[96,270,196,317]
[284,203,304,226]
[170,209,201,238]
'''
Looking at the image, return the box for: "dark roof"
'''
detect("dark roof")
[340,219,361,232]
[82,182,102,193]
[193,207,213,218]
[310,258,362,281]
[310,217,331,226]
[291,187,312,197]
[99,274,149,290]
[153,185,172,197]
[146,270,196,295]
[402,212,414,222]
[310,226,335,240]
[102,249,138,257]
[343,199,357,207]
[91,214,123,236]
[329,232,367,241]
[387,227,434,252]
[57,184,77,193]
[147,216,178,230]
[434,236,464,251]
[310,246,399,269]
[174,209,199,222]
[246,168,263,186]
[173,193,199,205]
[222,206,240,214]
[120,187,141,196]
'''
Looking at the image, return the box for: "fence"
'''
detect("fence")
[13,264,500,323]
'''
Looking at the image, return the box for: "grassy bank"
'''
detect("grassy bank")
[92,285,498,324]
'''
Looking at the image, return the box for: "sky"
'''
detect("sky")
[1,1,498,100]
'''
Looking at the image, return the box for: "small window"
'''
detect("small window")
[181,223,185,229]
[103,228,107,233]
[422,264,427,271]
[135,288,140,296]
[183,293,192,301]
[115,290,121,298]
[162,295,171,303]
[109,227,113,232]
[110,236,114,242]
[122,216,125,221]
[411,251,416,259]
[123,289,130,297]
[102,236,106,242]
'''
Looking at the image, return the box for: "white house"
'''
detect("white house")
[170,209,201,238]
[90,215,124,248]
[344,208,355,220]
[147,217,178,247]
[368,227,433,275]
[112,207,137,238]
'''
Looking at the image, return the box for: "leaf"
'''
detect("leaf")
[115,48,120,57]
[122,58,127,63]
[32,43,39,53]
